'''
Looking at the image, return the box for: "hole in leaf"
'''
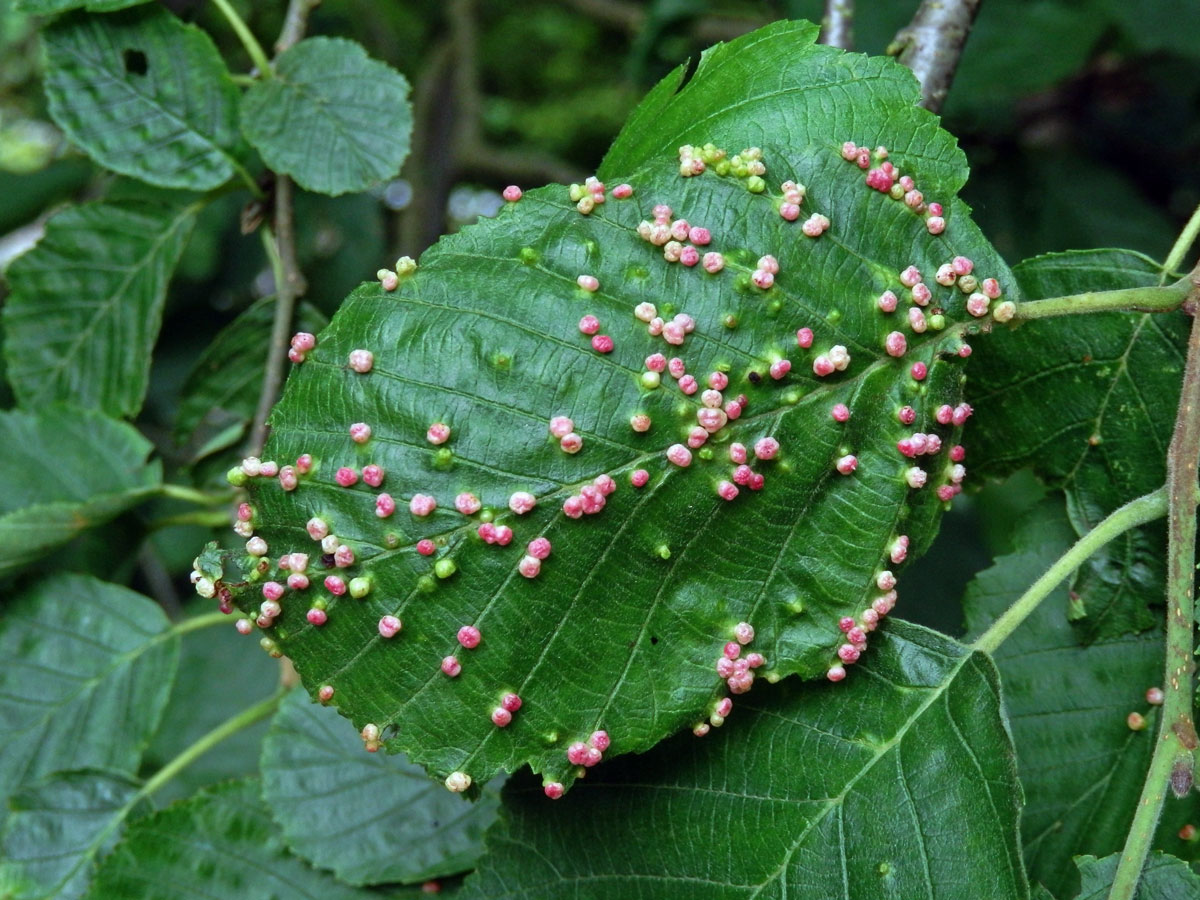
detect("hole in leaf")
[122,49,148,76]
[650,635,659,645]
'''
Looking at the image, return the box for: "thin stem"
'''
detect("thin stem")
[1012,279,1191,322]
[209,0,273,76]
[819,0,854,50]
[276,0,321,55]
[889,0,983,113]
[1109,287,1200,900]
[149,511,231,531]
[248,215,300,456]
[972,488,1168,656]
[167,610,234,636]
[158,483,236,506]
[1161,202,1200,284]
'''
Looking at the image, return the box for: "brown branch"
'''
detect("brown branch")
[890,0,982,113]
[819,0,854,51]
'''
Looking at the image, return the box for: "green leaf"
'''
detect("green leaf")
[0,574,177,802]
[241,37,412,196]
[86,779,408,900]
[41,7,242,191]
[16,1,151,14]
[968,249,1186,640]
[3,200,196,418]
[227,20,1011,791]
[459,620,1025,899]
[963,499,1168,898]
[0,407,161,577]
[176,296,329,449]
[261,690,499,886]
[1075,852,1200,899]
[0,770,142,900]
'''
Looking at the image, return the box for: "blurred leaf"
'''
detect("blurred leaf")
[175,296,328,450]
[139,610,278,805]
[16,0,151,12]
[262,690,499,886]
[0,574,177,803]
[1075,852,1200,898]
[459,621,1025,899]
[3,199,196,418]
[86,779,413,900]
[241,37,412,196]
[228,20,1009,792]
[961,499,1179,898]
[1102,0,1200,58]
[968,249,1186,640]
[0,770,143,900]
[0,407,161,577]
[42,7,242,190]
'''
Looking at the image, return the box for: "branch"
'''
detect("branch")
[275,0,321,55]
[1108,267,1200,900]
[819,0,854,50]
[890,0,982,112]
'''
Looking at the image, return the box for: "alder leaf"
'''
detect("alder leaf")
[962,498,1186,898]
[0,574,177,803]
[261,690,499,886]
[16,0,150,13]
[240,37,412,196]
[41,7,242,191]
[0,770,143,900]
[3,200,196,418]
[216,20,1013,793]
[0,407,162,577]
[459,620,1026,899]
[1075,852,1200,899]
[968,249,1186,641]
[86,779,425,900]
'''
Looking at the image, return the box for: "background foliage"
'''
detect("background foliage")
[1,1,1199,898]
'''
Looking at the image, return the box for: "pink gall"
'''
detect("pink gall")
[378,615,402,638]
[885,331,907,357]
[754,437,780,460]
[518,555,542,578]
[702,252,725,273]
[491,707,513,728]
[291,332,316,352]
[678,375,698,395]
[348,349,374,373]
[318,685,335,702]
[827,665,847,682]
[898,406,916,425]
[325,575,346,596]
[362,464,384,487]
[457,625,482,649]
[926,215,946,235]
[612,183,633,199]
[718,480,739,501]
[836,455,858,475]
[306,517,330,540]
[335,467,359,487]
[349,423,372,444]
[296,454,313,474]
[278,466,298,492]
[796,327,814,348]
[813,355,835,377]
[578,315,600,335]
[832,403,850,422]
[577,275,599,292]
[441,655,461,677]
[877,291,899,313]
[561,431,584,452]
[769,359,792,380]
[549,416,574,438]
[631,468,650,487]
[950,445,966,462]
[910,362,928,381]
[591,334,614,354]
[287,573,309,590]
[508,491,537,515]
[307,608,328,626]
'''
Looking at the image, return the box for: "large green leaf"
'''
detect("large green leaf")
[0,770,142,900]
[41,7,241,190]
[0,574,177,802]
[962,499,1197,898]
[219,20,1012,792]
[1075,853,1200,899]
[459,620,1025,899]
[0,407,161,577]
[968,249,1186,640]
[176,296,329,449]
[16,0,150,13]
[240,37,412,196]
[3,200,196,418]
[86,779,413,900]
[261,690,499,886]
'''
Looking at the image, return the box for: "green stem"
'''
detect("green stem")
[209,0,274,76]
[167,610,232,636]
[59,687,287,888]
[972,488,1168,656]
[1161,202,1200,284]
[150,511,231,531]
[158,483,236,506]
[1108,308,1200,900]
[1012,279,1191,322]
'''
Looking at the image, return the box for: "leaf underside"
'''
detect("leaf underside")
[968,249,1186,641]
[226,20,1013,792]
[460,621,1026,900]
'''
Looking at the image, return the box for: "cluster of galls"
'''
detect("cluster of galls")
[695,622,764,737]
[374,255,417,292]
[636,203,724,273]
[841,142,945,235]
[677,143,766,194]
[542,729,612,799]
[568,176,631,215]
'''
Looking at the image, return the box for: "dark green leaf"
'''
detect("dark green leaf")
[3,200,196,418]
[0,770,141,900]
[261,690,499,886]
[963,499,1168,898]
[0,407,162,577]
[0,574,177,802]
[16,1,151,13]
[459,621,1025,899]
[226,20,1011,792]
[86,779,406,900]
[42,7,241,190]
[968,249,1186,640]
[240,37,412,196]
[1075,852,1200,899]
[176,296,329,450]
